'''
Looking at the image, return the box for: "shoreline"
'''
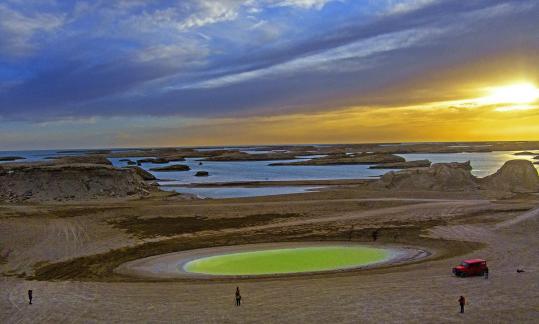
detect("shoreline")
[159,179,374,187]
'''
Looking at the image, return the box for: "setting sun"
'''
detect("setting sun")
[480,83,539,105]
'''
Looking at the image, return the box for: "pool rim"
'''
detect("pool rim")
[115,241,431,280]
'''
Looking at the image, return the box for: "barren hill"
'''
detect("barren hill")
[0,163,153,203]
[479,159,539,193]
[374,160,539,193]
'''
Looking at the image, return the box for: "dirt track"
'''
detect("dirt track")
[1,190,538,323]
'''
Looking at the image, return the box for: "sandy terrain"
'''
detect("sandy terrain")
[0,185,538,323]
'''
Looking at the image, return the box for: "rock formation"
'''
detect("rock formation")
[374,161,478,191]
[195,171,209,176]
[513,151,538,156]
[203,151,298,161]
[136,156,186,165]
[479,160,539,193]
[47,155,112,165]
[108,148,236,159]
[369,160,431,169]
[0,164,152,202]
[127,166,157,180]
[0,156,26,162]
[149,164,191,172]
[270,153,405,166]
[373,160,539,194]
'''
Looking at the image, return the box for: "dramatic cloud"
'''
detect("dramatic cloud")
[384,0,440,15]
[0,3,65,56]
[271,0,338,9]
[0,0,538,149]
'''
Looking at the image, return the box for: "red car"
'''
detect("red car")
[453,259,488,277]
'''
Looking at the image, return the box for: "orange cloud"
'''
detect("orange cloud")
[138,101,538,147]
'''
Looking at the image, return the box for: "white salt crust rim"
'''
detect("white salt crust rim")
[115,241,431,279]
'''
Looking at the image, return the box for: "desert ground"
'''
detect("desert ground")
[1,187,538,323]
[1,144,539,323]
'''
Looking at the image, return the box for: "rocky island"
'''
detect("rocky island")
[149,164,191,172]
[269,153,405,166]
[0,156,26,162]
[373,160,539,194]
[368,160,432,169]
[513,151,539,156]
[202,151,299,161]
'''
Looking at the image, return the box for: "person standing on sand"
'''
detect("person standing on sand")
[458,296,465,313]
[372,230,379,242]
[28,290,32,305]
[235,287,242,306]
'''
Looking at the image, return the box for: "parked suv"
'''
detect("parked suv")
[453,259,487,277]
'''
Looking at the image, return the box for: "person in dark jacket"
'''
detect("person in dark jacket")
[484,267,489,279]
[458,296,465,313]
[235,287,242,306]
[372,230,379,242]
[28,290,33,305]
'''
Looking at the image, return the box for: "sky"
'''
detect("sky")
[0,0,538,150]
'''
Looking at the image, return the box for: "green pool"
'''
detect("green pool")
[183,246,390,275]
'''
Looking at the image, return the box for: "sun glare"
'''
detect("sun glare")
[480,83,539,105]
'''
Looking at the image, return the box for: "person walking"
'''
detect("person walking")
[28,290,33,305]
[458,295,465,313]
[235,287,242,306]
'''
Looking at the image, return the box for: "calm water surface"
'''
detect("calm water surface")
[108,157,392,184]
[159,186,323,198]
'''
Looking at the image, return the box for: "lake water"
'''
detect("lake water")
[159,186,323,199]
[108,157,393,184]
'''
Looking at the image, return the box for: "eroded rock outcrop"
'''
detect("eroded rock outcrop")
[513,151,538,156]
[203,152,298,161]
[0,164,152,202]
[479,160,539,193]
[149,164,190,172]
[270,153,405,166]
[369,160,431,169]
[127,166,157,180]
[108,148,236,159]
[374,161,478,191]
[373,160,539,194]
[46,155,112,165]
[136,156,186,165]
[0,156,26,162]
